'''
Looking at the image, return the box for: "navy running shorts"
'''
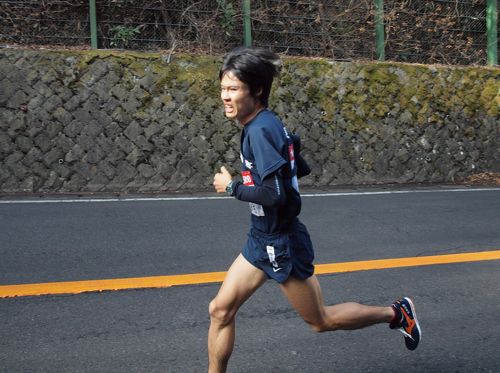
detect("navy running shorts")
[242,219,315,283]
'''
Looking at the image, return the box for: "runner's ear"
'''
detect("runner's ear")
[256,87,263,100]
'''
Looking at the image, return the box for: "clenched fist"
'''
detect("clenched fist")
[213,166,233,193]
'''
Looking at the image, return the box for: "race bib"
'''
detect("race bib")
[249,202,265,217]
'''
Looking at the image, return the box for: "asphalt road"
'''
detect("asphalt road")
[1,186,500,372]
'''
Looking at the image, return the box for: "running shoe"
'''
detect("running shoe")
[391,297,421,351]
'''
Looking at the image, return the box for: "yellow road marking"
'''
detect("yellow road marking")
[314,250,500,274]
[1,250,500,298]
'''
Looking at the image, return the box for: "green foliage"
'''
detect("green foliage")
[110,25,140,48]
[217,0,236,37]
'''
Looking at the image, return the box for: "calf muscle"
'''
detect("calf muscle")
[280,275,394,332]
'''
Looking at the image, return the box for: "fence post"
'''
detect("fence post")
[89,0,98,49]
[243,0,252,47]
[486,0,498,66]
[374,0,385,61]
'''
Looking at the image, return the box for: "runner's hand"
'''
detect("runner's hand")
[213,166,233,193]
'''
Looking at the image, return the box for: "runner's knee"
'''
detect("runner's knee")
[305,320,330,333]
[303,315,339,333]
[209,298,235,326]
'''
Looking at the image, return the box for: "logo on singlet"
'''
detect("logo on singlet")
[240,153,254,169]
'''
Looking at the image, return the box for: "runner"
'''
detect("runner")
[209,47,421,373]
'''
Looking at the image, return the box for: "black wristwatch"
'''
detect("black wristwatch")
[225,180,237,196]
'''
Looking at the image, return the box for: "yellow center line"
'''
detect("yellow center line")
[1,250,500,298]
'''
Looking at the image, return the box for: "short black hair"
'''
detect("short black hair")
[220,47,281,107]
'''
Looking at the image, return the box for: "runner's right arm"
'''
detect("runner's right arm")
[231,169,286,207]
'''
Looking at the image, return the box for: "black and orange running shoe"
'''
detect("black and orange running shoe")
[391,297,421,351]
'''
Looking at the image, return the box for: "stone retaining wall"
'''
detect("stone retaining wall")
[0,49,499,194]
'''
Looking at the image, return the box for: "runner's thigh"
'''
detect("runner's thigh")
[214,253,268,312]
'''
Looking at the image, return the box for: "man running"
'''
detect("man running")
[209,47,421,373]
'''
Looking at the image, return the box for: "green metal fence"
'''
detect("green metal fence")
[0,0,497,66]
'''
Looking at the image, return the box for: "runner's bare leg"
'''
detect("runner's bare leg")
[280,275,394,331]
[208,254,267,373]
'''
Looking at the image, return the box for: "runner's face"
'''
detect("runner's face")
[220,71,262,125]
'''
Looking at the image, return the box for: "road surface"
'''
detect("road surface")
[1,186,499,372]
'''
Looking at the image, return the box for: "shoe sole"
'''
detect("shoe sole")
[402,297,422,350]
